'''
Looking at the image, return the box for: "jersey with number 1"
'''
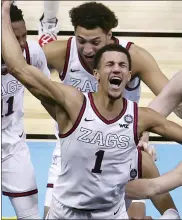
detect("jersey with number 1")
[1,40,50,130]
[53,92,139,211]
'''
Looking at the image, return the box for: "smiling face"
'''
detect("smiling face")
[75,26,111,67]
[12,20,27,52]
[94,51,131,100]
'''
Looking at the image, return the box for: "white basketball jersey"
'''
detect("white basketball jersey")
[60,36,141,102]
[1,40,50,130]
[53,93,139,210]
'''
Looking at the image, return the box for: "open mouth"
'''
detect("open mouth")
[84,55,94,59]
[109,77,122,87]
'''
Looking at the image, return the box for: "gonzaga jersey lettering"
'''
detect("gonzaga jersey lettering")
[60,36,141,102]
[53,93,139,210]
[1,40,50,130]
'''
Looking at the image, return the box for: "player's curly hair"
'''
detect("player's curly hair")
[69,2,118,33]
[10,4,24,22]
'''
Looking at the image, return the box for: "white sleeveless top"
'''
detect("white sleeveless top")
[54,36,141,137]
[1,40,50,130]
[53,93,139,211]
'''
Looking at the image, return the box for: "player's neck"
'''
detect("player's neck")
[92,92,124,120]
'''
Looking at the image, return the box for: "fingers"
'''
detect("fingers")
[2,0,13,12]
[138,142,157,161]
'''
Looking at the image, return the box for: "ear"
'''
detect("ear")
[107,31,112,40]
[128,71,132,82]
[93,69,100,81]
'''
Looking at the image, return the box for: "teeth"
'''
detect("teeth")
[110,77,121,80]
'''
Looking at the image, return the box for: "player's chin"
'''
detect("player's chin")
[108,91,122,100]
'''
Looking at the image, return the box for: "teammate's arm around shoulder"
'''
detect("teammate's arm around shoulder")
[129,44,168,96]
[42,39,68,71]
[138,107,182,144]
[2,2,83,113]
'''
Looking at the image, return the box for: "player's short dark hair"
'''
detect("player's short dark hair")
[94,44,131,71]
[69,2,118,33]
[10,4,24,22]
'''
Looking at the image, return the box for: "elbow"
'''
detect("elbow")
[145,180,157,199]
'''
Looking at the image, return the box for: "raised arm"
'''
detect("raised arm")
[2,1,83,118]
[126,162,182,200]
[138,107,182,144]
[149,71,182,117]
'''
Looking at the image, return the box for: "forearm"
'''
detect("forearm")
[148,71,182,117]
[148,97,174,118]
[126,166,182,199]
[151,193,177,215]
[2,4,64,106]
[151,120,182,144]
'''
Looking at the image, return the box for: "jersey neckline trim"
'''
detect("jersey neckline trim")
[88,92,127,124]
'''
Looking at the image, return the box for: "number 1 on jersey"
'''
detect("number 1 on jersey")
[1,96,14,117]
[92,150,105,174]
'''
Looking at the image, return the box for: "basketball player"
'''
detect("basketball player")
[1,4,50,219]
[42,2,180,217]
[2,5,182,217]
[38,1,60,46]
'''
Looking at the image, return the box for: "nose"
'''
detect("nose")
[83,43,93,55]
[112,63,121,73]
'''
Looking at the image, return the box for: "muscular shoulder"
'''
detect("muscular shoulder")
[128,43,160,76]
[42,39,68,71]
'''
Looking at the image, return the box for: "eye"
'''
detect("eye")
[92,41,100,46]
[77,39,86,44]
[106,62,113,66]
[119,63,127,68]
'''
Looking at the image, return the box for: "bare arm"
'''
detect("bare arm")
[130,44,169,96]
[141,151,177,214]
[42,39,67,72]
[149,71,182,117]
[126,162,182,200]
[138,107,182,144]
[2,2,83,119]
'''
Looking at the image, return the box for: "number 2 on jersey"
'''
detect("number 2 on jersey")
[92,150,105,173]
[1,96,14,117]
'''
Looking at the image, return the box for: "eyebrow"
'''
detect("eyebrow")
[77,36,101,41]
[105,61,128,65]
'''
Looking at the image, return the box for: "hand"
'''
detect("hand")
[138,132,157,161]
[2,0,12,14]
